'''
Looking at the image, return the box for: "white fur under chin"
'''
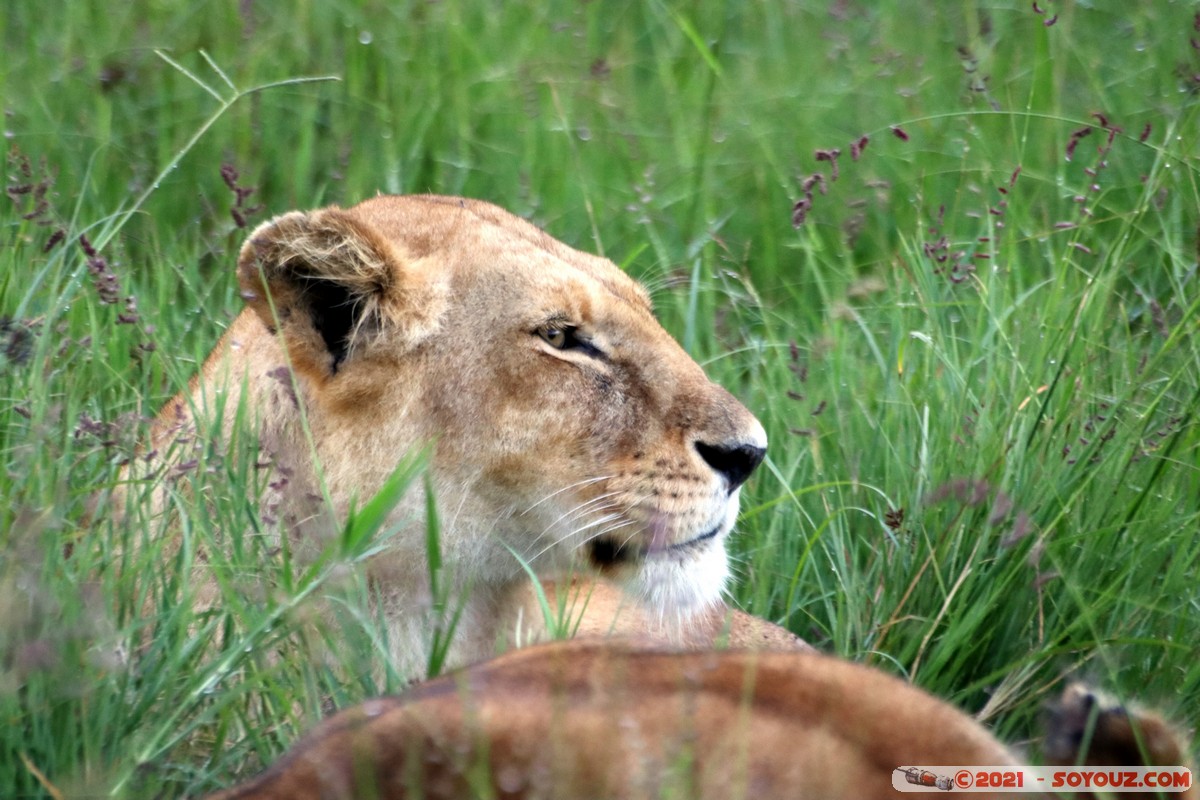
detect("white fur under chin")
[623,540,729,621]
[623,493,740,621]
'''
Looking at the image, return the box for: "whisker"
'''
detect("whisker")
[532,491,624,543]
[525,512,629,563]
[555,489,658,555]
[522,488,658,565]
[555,519,640,562]
[518,474,614,516]
[580,519,639,548]
[444,476,476,533]
[615,524,643,552]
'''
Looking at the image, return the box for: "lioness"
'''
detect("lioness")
[205,640,1195,800]
[141,194,802,676]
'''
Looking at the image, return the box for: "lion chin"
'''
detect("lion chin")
[626,545,732,619]
[136,194,791,677]
[588,508,737,618]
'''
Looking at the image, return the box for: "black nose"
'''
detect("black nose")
[694,441,767,491]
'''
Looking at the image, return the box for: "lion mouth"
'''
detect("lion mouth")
[587,526,720,570]
[587,537,635,569]
[664,526,721,552]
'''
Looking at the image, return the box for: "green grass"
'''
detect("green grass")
[3,1,1198,796]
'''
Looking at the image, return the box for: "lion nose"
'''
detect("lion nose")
[694,441,767,491]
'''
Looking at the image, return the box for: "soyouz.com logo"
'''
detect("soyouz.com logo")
[893,766,1193,793]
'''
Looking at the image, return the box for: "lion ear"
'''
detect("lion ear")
[236,207,441,379]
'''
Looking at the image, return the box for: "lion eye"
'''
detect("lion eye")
[539,326,569,349]
[534,324,605,359]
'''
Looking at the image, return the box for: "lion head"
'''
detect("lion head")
[152,195,768,669]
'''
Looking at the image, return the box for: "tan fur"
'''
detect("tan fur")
[138,195,789,676]
[1044,683,1195,777]
[201,640,1195,800]
[495,577,810,652]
